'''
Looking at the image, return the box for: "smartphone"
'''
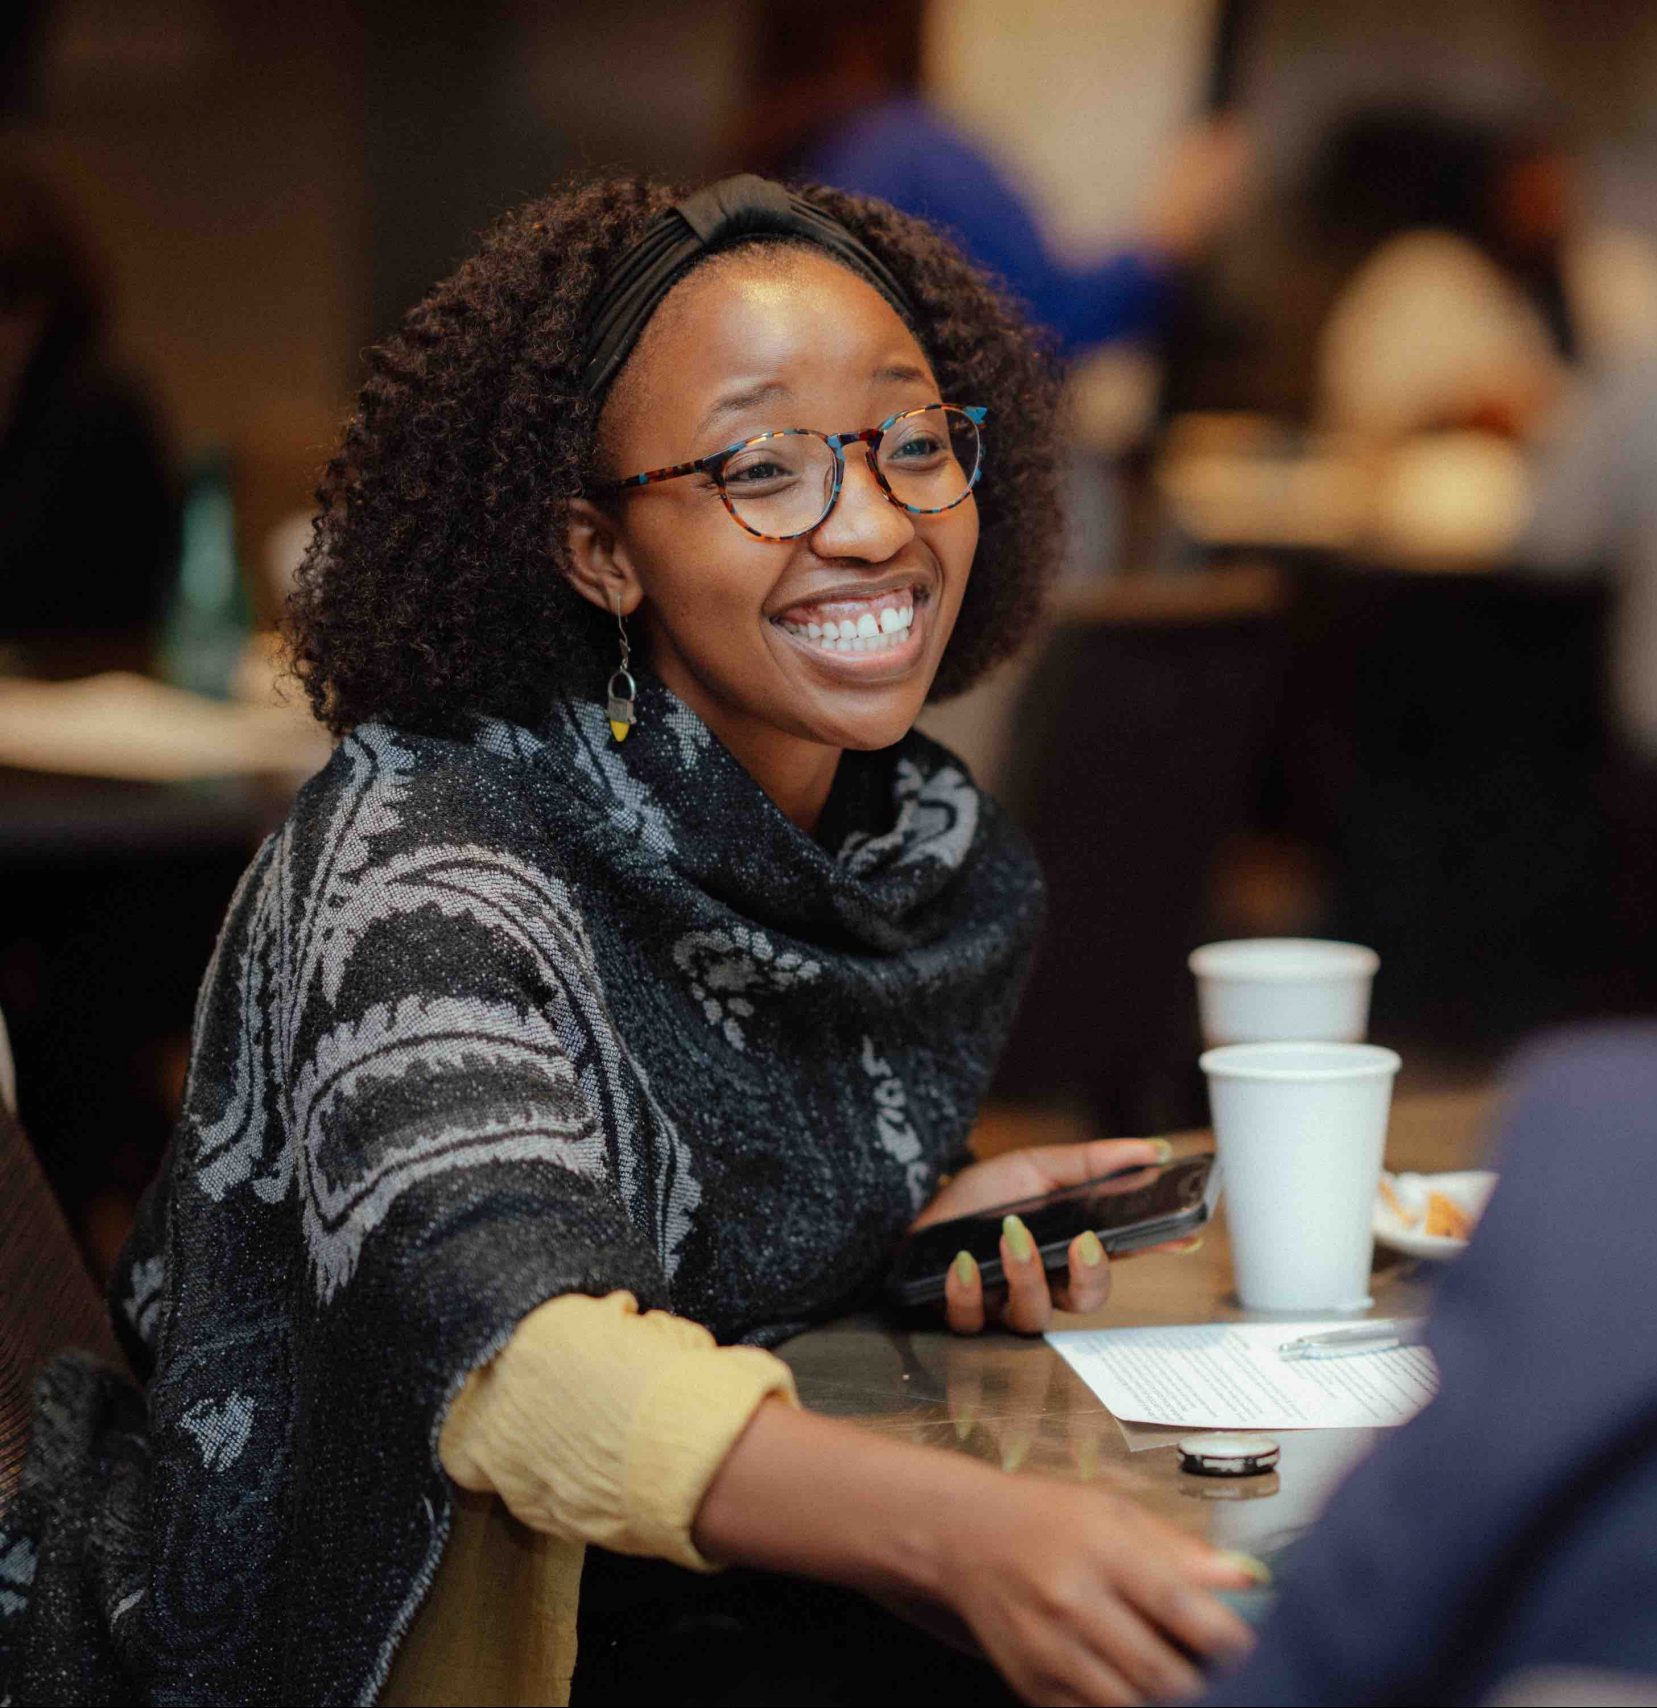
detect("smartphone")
[887,1154,1221,1309]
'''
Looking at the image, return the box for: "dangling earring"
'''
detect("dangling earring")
[606,592,637,744]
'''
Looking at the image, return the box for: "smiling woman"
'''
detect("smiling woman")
[564,242,987,823]
[0,177,1257,1708]
[287,175,1060,756]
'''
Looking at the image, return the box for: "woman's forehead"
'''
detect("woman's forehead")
[607,248,935,436]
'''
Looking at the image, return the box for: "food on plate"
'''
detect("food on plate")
[1378,1174,1409,1223]
[1423,1191,1474,1242]
[1376,1170,1495,1249]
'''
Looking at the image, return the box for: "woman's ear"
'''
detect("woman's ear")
[564,498,644,616]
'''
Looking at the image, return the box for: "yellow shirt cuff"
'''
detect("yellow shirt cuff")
[438,1292,797,1573]
[622,1340,797,1570]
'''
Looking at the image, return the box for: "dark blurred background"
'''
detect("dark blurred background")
[6,0,1657,1274]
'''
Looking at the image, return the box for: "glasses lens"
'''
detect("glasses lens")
[722,433,837,538]
[877,407,981,514]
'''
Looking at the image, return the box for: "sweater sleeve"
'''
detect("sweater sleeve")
[438,1292,799,1571]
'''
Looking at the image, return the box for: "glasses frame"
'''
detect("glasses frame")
[592,403,987,543]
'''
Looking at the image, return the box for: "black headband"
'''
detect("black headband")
[578,174,918,399]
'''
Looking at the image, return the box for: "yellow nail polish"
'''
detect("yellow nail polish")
[1150,1138,1175,1166]
[1002,1215,1034,1262]
[952,1250,977,1287]
[1077,1229,1105,1267]
[1177,1235,1206,1255]
[1219,1550,1273,1585]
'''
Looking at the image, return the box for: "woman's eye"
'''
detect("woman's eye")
[887,433,945,462]
[725,458,797,487]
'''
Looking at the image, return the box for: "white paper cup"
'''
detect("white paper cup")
[1189,938,1379,1048]
[1200,1041,1401,1313]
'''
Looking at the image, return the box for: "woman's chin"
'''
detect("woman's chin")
[764,615,944,750]
[798,694,929,753]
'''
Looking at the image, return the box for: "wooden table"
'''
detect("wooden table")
[777,1088,1498,1558]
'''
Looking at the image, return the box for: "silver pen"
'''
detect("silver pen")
[1278,1319,1428,1362]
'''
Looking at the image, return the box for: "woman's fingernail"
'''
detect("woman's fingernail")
[1002,1214,1034,1262]
[1219,1550,1273,1584]
[952,1250,977,1288]
[1175,1235,1206,1255]
[1076,1229,1105,1267]
[1149,1139,1176,1166]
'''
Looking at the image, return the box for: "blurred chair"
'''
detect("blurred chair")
[0,1079,124,1510]
[1276,556,1618,1045]
[993,567,1290,1132]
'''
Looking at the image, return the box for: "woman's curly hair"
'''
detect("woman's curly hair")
[287,176,1063,737]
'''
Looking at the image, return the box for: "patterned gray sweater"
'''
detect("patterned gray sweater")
[0,683,1042,1704]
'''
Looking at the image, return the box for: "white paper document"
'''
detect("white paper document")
[1047,1320,1438,1431]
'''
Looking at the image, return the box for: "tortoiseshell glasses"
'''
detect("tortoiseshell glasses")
[592,403,986,543]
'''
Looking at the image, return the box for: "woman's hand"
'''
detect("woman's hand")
[933,1469,1256,1705]
[913,1139,1179,1336]
[695,1402,1258,1706]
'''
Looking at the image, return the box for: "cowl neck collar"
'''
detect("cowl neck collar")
[475,678,994,954]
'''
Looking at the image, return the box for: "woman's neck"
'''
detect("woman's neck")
[652,665,842,835]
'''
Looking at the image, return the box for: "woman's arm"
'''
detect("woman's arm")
[695,1397,1256,1707]
[441,1289,1254,1704]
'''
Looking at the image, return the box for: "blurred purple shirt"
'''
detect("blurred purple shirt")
[802,95,1169,357]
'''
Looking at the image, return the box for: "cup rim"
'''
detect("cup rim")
[1199,1040,1402,1081]
[1188,938,1380,981]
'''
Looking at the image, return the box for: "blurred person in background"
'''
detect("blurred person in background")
[1311,105,1657,446]
[1163,102,1657,447]
[726,0,1248,361]
[0,158,176,666]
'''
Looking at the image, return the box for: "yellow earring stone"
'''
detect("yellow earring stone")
[606,665,637,743]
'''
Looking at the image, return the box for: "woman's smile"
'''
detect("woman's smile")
[766,574,933,682]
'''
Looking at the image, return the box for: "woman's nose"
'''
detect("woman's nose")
[809,447,915,562]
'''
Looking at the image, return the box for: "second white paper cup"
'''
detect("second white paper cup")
[1189,938,1379,1048]
[1200,1040,1401,1313]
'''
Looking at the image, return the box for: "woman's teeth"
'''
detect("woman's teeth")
[776,598,916,654]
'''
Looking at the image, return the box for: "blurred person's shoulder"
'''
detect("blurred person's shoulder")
[1500,1018,1657,1119]
[1475,1019,1657,1261]
[813,93,967,164]
[805,94,994,210]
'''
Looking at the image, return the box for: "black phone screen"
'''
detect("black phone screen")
[888,1155,1217,1306]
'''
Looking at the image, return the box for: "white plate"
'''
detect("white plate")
[1373,1169,1497,1261]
